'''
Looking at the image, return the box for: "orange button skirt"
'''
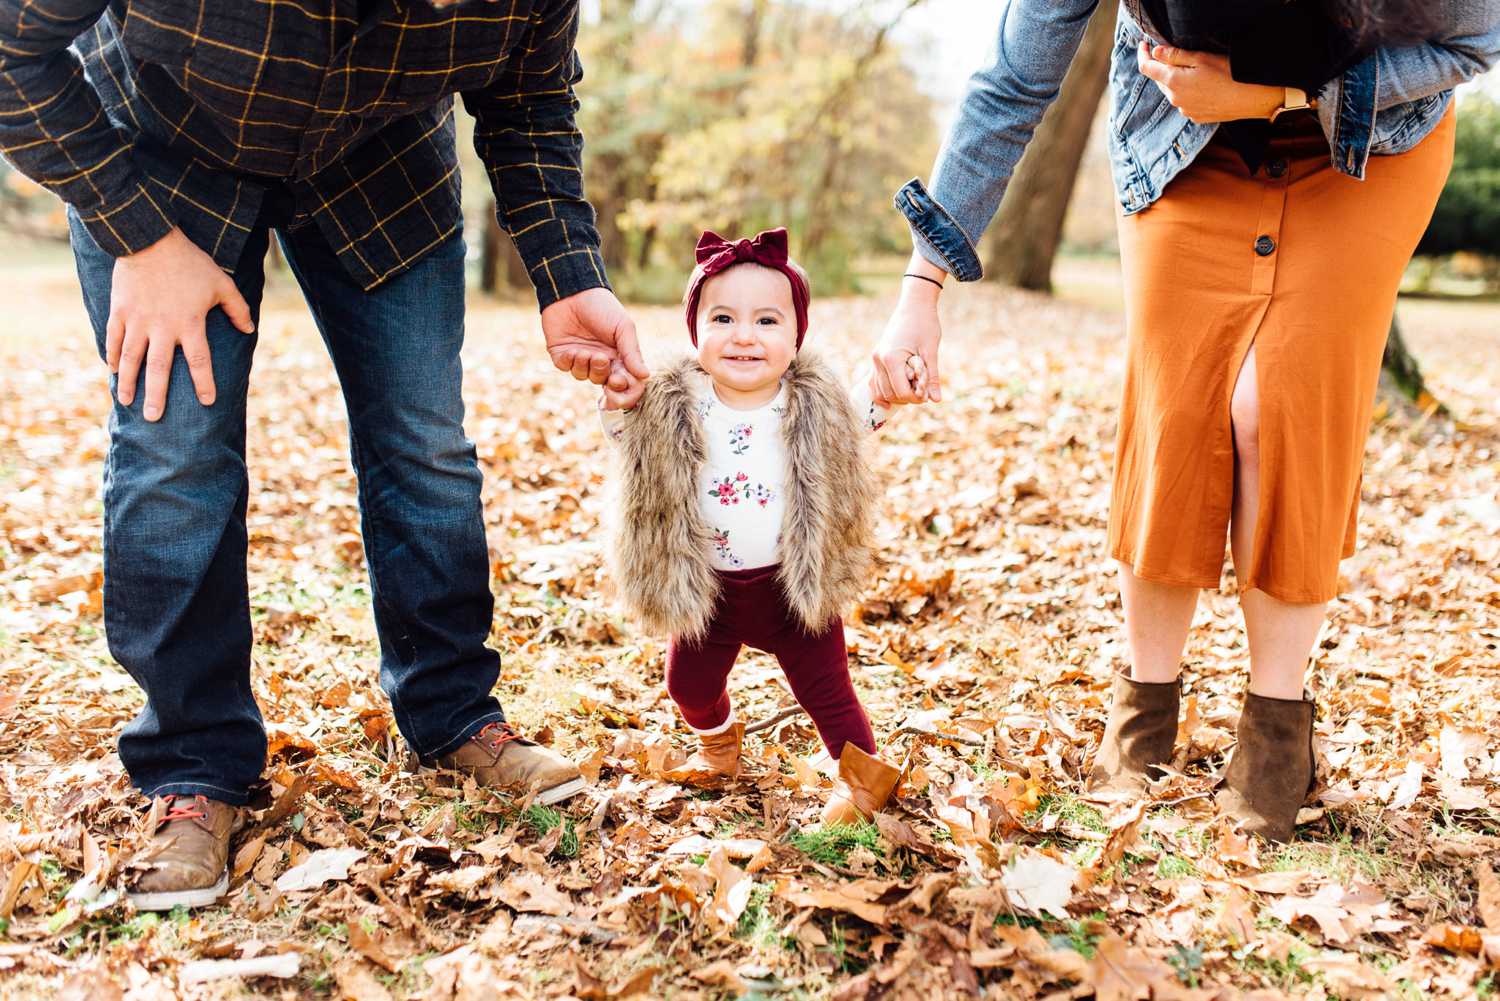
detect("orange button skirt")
[1109,105,1457,604]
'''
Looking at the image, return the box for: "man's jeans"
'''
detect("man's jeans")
[68,203,505,806]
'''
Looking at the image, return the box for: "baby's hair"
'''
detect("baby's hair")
[684,256,810,312]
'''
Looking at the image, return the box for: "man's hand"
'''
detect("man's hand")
[541,286,650,408]
[871,256,944,407]
[110,227,255,421]
[1137,43,1286,124]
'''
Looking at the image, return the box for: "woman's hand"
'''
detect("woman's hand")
[871,253,945,406]
[1136,43,1287,124]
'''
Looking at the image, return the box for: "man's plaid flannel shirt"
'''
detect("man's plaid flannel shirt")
[0,0,609,307]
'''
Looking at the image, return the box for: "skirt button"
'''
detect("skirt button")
[1254,235,1277,256]
[1267,158,1289,178]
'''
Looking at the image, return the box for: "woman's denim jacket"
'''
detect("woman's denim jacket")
[898,0,1500,281]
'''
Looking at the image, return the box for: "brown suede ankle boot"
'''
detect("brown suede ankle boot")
[1216,691,1316,842]
[821,744,902,826]
[1083,666,1180,800]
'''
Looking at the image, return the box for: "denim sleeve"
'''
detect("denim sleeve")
[1335,2,1500,114]
[895,0,1101,281]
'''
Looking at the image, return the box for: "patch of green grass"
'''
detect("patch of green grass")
[1156,853,1197,879]
[520,803,579,858]
[450,802,493,835]
[377,951,437,996]
[1167,944,1204,987]
[995,912,1107,958]
[1234,923,1318,990]
[1025,794,1107,835]
[1266,834,1395,884]
[735,883,787,950]
[1477,974,1498,1000]
[822,919,868,976]
[790,822,882,868]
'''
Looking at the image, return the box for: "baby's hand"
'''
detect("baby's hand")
[903,355,928,401]
[601,360,646,411]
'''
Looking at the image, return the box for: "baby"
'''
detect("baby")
[601,228,922,824]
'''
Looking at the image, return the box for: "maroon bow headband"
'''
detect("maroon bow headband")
[684,228,810,347]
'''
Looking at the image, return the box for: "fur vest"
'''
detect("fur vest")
[607,352,877,642]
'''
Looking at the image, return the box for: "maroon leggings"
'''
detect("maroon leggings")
[666,564,876,760]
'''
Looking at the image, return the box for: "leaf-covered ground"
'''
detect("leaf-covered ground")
[2,249,1499,1000]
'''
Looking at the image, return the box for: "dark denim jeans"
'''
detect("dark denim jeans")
[68,201,505,806]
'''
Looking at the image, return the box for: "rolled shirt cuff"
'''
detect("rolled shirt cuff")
[75,182,175,259]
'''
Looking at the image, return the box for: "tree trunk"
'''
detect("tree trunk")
[1378,314,1444,415]
[985,3,1116,292]
[480,201,528,296]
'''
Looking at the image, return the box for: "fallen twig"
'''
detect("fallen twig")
[892,725,986,748]
[744,705,809,736]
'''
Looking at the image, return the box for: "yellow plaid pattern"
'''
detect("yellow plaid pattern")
[0,0,608,305]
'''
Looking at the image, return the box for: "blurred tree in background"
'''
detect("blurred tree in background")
[1417,91,1500,264]
[569,0,938,300]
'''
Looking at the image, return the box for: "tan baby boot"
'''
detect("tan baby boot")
[665,719,745,785]
[821,743,902,826]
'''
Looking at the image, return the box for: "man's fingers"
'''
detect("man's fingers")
[569,351,595,381]
[182,327,217,406]
[142,333,174,422]
[552,348,576,374]
[218,279,255,334]
[615,316,650,381]
[587,352,610,385]
[116,327,147,407]
[105,312,125,373]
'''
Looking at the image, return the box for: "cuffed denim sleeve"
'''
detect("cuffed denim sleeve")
[1317,2,1500,177]
[898,0,1101,281]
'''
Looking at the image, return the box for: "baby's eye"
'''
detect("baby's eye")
[757,316,779,325]
[711,314,731,324]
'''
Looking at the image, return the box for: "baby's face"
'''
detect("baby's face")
[695,264,798,398]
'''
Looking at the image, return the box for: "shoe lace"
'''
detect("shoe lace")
[477,722,526,754]
[157,794,209,828]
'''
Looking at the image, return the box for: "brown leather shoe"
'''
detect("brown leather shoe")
[436,722,586,805]
[127,795,243,912]
[821,743,902,826]
[1216,691,1316,843]
[663,722,744,785]
[1083,666,1180,801]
